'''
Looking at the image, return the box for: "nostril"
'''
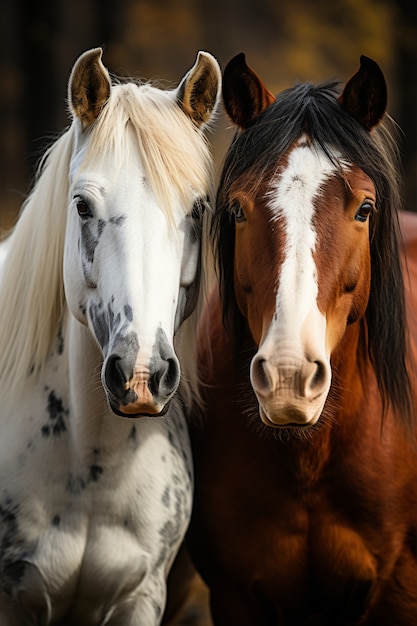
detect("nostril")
[163,357,179,392]
[105,355,127,393]
[309,360,326,390]
[251,357,270,393]
[149,357,180,397]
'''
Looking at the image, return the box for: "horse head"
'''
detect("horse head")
[216,53,408,428]
[65,48,220,417]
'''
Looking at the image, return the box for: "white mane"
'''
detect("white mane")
[0,80,215,400]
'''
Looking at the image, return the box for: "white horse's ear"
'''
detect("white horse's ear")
[68,48,111,128]
[176,51,221,128]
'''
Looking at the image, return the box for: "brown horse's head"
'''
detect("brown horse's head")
[214,54,412,429]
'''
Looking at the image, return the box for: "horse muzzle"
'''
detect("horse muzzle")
[103,351,180,419]
[250,351,331,427]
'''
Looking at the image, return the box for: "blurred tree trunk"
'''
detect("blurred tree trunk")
[394,0,417,211]
[0,0,25,228]
[0,0,125,226]
[18,0,60,176]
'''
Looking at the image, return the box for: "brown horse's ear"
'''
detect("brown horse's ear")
[68,48,111,129]
[176,51,221,128]
[222,53,276,129]
[338,55,387,131]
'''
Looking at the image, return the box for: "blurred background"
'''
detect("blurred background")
[0,0,416,231]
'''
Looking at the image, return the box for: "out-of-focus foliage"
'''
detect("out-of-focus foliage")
[0,0,415,229]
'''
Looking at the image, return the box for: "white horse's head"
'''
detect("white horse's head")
[64,48,220,417]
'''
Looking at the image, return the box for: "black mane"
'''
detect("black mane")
[212,80,414,431]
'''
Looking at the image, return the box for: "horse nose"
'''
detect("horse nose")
[250,352,331,426]
[103,336,181,416]
[251,354,330,401]
[105,354,180,396]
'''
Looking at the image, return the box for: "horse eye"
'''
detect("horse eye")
[75,196,93,219]
[355,201,373,223]
[191,200,205,220]
[231,201,246,223]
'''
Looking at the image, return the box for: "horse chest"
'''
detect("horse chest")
[191,399,379,622]
[0,403,193,624]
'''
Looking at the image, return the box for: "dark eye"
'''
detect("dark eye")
[190,199,206,220]
[355,201,373,223]
[75,196,93,219]
[231,200,246,223]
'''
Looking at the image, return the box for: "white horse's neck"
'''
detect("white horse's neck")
[63,309,136,460]
[0,304,193,625]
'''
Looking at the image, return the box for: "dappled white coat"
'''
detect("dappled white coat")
[0,48,220,625]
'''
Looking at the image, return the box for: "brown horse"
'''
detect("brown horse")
[186,54,417,625]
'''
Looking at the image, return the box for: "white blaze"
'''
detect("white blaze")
[267,140,337,343]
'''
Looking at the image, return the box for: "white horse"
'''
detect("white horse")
[0,48,220,625]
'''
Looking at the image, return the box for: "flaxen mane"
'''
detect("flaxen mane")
[0,80,215,401]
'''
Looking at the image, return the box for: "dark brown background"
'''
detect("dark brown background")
[1,0,416,231]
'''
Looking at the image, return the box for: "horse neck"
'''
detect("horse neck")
[63,309,135,457]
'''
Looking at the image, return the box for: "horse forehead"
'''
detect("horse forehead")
[265,142,340,292]
[70,128,145,192]
[268,141,339,221]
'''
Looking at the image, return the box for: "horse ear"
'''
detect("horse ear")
[338,55,387,131]
[68,48,111,128]
[177,51,221,128]
[222,53,275,129]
